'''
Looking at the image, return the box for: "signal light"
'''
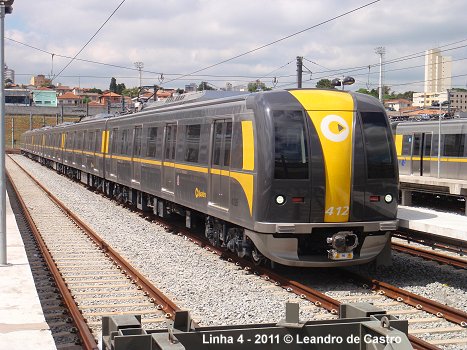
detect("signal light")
[369,195,380,202]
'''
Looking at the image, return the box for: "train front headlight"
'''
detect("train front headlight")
[384,194,393,203]
[275,195,285,205]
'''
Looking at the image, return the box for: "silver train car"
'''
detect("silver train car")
[395,119,467,179]
[21,89,398,267]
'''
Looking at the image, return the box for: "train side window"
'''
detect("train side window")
[423,134,432,157]
[111,128,119,154]
[164,124,177,160]
[72,131,78,149]
[121,129,130,155]
[147,127,158,157]
[432,134,439,156]
[212,119,233,167]
[443,134,465,157]
[412,134,421,156]
[401,135,412,155]
[134,126,142,157]
[65,132,71,148]
[83,131,87,151]
[184,124,201,163]
[95,130,102,152]
[224,122,232,167]
[87,131,94,151]
[213,122,223,166]
[273,110,309,179]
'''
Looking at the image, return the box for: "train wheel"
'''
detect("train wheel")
[251,247,266,266]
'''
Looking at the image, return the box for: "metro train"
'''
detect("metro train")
[21,89,399,267]
[394,119,467,180]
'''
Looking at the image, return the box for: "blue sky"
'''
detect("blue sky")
[5,0,467,92]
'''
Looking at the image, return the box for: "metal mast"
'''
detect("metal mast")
[296,56,303,88]
[375,46,385,103]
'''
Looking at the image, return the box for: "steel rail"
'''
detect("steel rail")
[12,154,443,350]
[6,170,99,350]
[158,222,440,350]
[392,241,466,269]
[393,229,466,255]
[8,156,180,319]
[345,270,467,326]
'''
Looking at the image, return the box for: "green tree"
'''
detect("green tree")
[248,80,271,92]
[81,96,91,105]
[88,87,103,94]
[116,83,126,95]
[315,79,335,89]
[109,77,117,93]
[356,88,378,98]
[197,82,215,91]
[122,87,140,98]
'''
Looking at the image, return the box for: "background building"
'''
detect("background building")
[412,91,448,108]
[424,48,451,93]
[32,87,58,107]
[4,64,14,84]
[449,90,467,112]
[30,74,52,87]
[384,98,412,111]
[185,83,197,92]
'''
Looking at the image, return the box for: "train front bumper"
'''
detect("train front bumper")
[245,220,397,267]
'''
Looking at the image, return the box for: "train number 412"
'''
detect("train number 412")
[325,206,349,216]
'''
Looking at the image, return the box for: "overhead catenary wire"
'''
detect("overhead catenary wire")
[52,0,127,82]
[162,0,382,84]
[7,34,467,89]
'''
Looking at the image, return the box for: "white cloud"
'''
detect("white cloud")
[5,0,467,92]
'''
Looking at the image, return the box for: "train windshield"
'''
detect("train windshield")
[273,110,309,179]
[360,112,395,179]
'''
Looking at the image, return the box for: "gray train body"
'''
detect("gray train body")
[21,89,398,267]
[395,119,467,179]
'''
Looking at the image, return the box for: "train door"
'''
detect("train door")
[132,125,142,185]
[209,120,232,211]
[422,133,432,176]
[162,124,177,194]
[411,133,431,176]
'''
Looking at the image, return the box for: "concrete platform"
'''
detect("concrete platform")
[399,174,467,215]
[398,205,467,242]
[400,174,467,196]
[0,192,57,350]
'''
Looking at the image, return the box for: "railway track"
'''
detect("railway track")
[393,229,466,257]
[392,240,467,269]
[6,156,180,349]
[158,222,467,349]
[7,181,84,349]
[9,154,467,349]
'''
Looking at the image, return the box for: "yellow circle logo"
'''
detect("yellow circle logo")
[320,115,349,142]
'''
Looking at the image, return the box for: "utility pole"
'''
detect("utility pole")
[375,46,385,103]
[296,56,303,88]
[0,0,14,266]
[134,61,144,88]
[11,116,13,148]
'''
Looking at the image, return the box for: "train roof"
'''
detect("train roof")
[143,90,250,110]
[395,118,467,133]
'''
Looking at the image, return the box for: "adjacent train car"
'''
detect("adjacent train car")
[21,89,399,267]
[395,119,467,180]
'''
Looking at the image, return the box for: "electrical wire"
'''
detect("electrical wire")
[162,0,382,84]
[52,0,127,82]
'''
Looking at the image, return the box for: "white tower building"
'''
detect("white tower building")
[424,48,451,93]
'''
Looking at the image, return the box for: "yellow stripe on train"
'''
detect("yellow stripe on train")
[290,90,354,222]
